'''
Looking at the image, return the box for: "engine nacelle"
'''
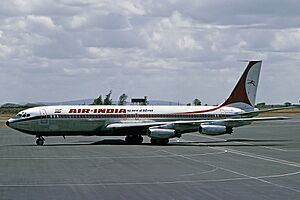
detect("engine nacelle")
[199,124,233,136]
[148,128,176,139]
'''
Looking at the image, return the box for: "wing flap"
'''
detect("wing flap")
[220,116,289,127]
[106,116,289,129]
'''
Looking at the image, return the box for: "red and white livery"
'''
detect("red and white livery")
[6,61,288,145]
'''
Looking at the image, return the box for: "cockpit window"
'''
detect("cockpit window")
[15,112,30,118]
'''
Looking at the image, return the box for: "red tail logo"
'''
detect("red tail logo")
[220,61,261,108]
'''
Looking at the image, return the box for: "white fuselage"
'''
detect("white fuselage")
[7,105,243,136]
[7,61,285,146]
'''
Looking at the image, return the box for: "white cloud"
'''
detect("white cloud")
[0,43,13,58]
[0,0,299,104]
[26,15,57,30]
[63,67,94,76]
[117,0,145,15]
[272,29,300,51]
[69,15,88,29]
[3,0,40,14]
[176,35,197,50]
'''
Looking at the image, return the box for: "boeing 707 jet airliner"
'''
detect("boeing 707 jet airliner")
[6,61,288,145]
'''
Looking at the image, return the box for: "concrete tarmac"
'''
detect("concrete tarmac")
[0,118,299,200]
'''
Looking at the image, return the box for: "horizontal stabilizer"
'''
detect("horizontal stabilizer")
[238,106,299,116]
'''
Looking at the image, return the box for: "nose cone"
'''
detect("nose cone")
[6,120,9,127]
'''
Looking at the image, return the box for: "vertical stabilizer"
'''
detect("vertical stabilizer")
[220,61,262,111]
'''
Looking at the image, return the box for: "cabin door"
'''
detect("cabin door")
[39,109,49,125]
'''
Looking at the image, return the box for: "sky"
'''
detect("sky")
[0,0,299,105]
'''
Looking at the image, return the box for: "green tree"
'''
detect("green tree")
[256,102,266,109]
[93,95,103,105]
[118,93,128,105]
[193,98,201,106]
[103,90,113,105]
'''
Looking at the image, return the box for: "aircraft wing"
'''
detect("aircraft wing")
[106,116,289,130]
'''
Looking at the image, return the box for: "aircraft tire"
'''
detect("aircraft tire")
[150,138,157,145]
[125,135,132,144]
[160,139,169,145]
[138,135,143,144]
[150,138,169,145]
[36,138,44,146]
[125,135,143,145]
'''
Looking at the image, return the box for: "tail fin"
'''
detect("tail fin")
[220,61,262,111]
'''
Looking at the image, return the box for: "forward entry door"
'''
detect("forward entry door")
[39,109,49,125]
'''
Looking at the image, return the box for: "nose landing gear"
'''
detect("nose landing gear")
[36,136,45,146]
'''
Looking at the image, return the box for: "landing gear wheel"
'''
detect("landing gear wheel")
[36,138,44,146]
[150,138,169,145]
[125,135,132,144]
[125,135,143,144]
[36,136,45,146]
[137,135,143,144]
[150,138,157,145]
[160,139,169,145]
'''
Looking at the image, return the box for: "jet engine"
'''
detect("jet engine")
[199,124,233,135]
[148,128,176,139]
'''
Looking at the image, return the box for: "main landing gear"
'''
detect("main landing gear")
[150,138,169,145]
[125,135,143,145]
[36,136,45,146]
[124,135,169,145]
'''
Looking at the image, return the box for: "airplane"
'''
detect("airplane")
[6,61,289,146]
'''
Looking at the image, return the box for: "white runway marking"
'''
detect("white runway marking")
[0,151,226,160]
[1,129,299,194]
[179,167,218,177]
[188,133,300,152]
[0,145,299,193]
[218,148,300,168]
[160,149,300,193]
[186,134,300,168]
[0,166,299,193]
